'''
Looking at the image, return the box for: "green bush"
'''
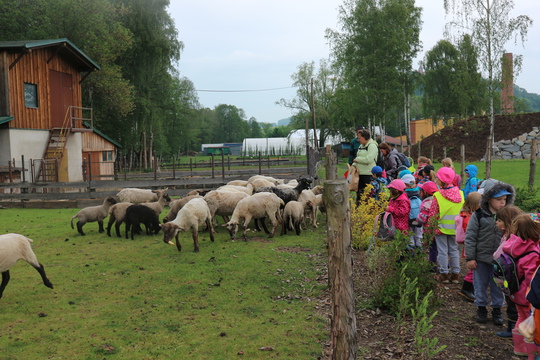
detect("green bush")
[366,232,437,315]
[514,187,540,212]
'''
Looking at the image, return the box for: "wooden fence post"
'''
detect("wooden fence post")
[221,152,225,180]
[211,154,215,179]
[21,155,26,183]
[529,139,537,191]
[443,146,447,160]
[418,140,421,158]
[258,152,262,175]
[430,145,433,163]
[325,145,337,180]
[324,180,358,360]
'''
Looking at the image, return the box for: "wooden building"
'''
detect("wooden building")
[0,39,119,182]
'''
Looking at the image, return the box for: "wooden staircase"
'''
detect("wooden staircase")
[36,109,72,182]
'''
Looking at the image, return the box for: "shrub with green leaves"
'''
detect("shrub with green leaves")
[514,187,540,212]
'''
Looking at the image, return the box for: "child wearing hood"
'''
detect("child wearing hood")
[463,164,480,198]
[416,181,439,267]
[385,179,411,234]
[426,167,464,283]
[465,181,515,326]
[503,214,540,358]
[402,174,422,248]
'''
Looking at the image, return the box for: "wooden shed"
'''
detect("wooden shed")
[0,39,119,182]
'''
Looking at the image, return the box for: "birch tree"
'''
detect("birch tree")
[444,0,532,178]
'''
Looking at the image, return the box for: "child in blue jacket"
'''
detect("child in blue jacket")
[463,164,480,198]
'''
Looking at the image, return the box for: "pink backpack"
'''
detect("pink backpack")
[455,214,465,244]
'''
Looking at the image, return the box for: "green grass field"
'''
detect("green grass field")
[0,209,328,359]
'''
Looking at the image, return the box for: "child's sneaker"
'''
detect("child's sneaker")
[437,273,450,283]
[450,273,460,284]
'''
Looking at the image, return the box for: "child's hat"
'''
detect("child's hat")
[371,166,383,176]
[401,174,415,185]
[387,179,406,192]
[490,189,512,198]
[398,169,412,179]
[436,167,455,184]
[419,181,438,195]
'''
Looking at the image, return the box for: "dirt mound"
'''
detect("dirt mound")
[410,112,540,162]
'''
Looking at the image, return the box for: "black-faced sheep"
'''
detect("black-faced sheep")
[116,187,168,203]
[108,189,170,237]
[162,195,202,223]
[223,192,284,241]
[159,198,215,252]
[256,176,312,205]
[280,201,305,236]
[70,197,117,236]
[124,205,161,240]
[0,233,53,299]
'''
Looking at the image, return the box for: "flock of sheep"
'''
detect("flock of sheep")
[0,174,325,299]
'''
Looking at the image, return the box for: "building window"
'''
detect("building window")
[24,83,39,108]
[102,151,113,162]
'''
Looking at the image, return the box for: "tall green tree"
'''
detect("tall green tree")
[277,59,341,148]
[444,0,532,177]
[326,0,422,141]
[212,104,249,143]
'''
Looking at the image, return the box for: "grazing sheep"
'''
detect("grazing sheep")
[216,184,254,195]
[281,201,305,236]
[256,176,313,204]
[249,178,277,192]
[124,205,161,240]
[247,175,283,186]
[186,189,212,197]
[298,188,325,228]
[0,234,53,299]
[162,195,202,223]
[107,189,169,237]
[203,190,249,225]
[71,197,117,236]
[224,192,284,241]
[159,198,215,252]
[226,180,248,186]
[116,188,168,203]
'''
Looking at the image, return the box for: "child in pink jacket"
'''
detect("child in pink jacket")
[386,179,411,233]
[503,213,540,358]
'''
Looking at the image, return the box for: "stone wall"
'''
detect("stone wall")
[492,127,540,160]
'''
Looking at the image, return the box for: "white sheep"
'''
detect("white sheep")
[297,189,323,228]
[0,233,53,299]
[162,195,202,223]
[115,188,168,203]
[216,184,254,195]
[71,197,117,236]
[226,180,248,186]
[280,201,305,236]
[159,198,215,252]
[107,189,170,237]
[203,190,249,225]
[249,178,276,192]
[224,192,284,241]
[247,175,284,186]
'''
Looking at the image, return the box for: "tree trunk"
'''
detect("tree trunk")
[529,139,537,191]
[324,181,358,360]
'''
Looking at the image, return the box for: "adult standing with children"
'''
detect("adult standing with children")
[378,142,401,180]
[352,128,378,205]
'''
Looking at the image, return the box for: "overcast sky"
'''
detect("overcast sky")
[170,0,540,125]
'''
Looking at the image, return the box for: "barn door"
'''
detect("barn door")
[49,70,73,128]
[83,152,101,181]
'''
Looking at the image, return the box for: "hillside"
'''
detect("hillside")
[410,112,540,161]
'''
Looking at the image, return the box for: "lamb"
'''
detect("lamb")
[107,189,170,237]
[256,176,313,204]
[124,205,161,240]
[159,198,215,252]
[115,187,168,203]
[0,233,53,299]
[162,195,202,223]
[280,201,305,236]
[203,190,249,225]
[71,197,117,236]
[298,188,324,228]
[226,180,248,186]
[224,192,284,241]
[186,189,212,197]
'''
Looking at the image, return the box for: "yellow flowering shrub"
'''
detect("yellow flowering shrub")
[350,185,390,249]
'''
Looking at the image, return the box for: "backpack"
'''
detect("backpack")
[375,212,396,241]
[454,214,465,244]
[409,196,421,220]
[493,251,539,296]
[395,152,411,168]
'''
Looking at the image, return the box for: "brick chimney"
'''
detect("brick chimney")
[501,53,514,114]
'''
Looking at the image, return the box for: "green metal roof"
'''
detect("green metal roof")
[0,116,14,125]
[0,39,100,72]
[82,122,121,148]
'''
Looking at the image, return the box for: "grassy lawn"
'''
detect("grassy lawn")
[0,208,328,359]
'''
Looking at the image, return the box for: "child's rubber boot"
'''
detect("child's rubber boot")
[476,306,488,323]
[496,320,515,340]
[513,328,528,357]
[458,280,475,302]
[492,308,504,326]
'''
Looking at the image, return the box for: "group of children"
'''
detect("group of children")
[367,156,540,359]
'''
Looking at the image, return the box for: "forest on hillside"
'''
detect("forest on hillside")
[0,0,536,157]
